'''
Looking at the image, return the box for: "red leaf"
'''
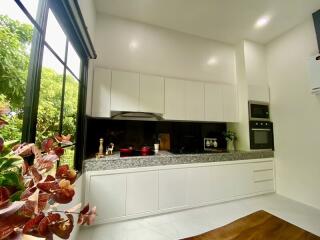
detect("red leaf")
[37,181,59,193]
[13,143,34,157]
[41,138,54,153]
[0,187,10,209]
[23,212,45,235]
[38,193,50,212]
[56,165,77,184]
[49,213,74,239]
[0,104,10,115]
[78,205,97,226]
[0,214,29,239]
[38,213,61,237]
[44,175,56,182]
[0,225,14,240]
[20,187,36,200]
[0,137,4,152]
[19,200,36,217]
[54,147,64,157]
[29,166,42,183]
[54,134,72,145]
[0,118,8,128]
[52,188,75,204]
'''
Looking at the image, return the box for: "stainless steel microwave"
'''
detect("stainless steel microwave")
[248,101,270,121]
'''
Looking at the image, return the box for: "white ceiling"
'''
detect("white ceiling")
[94,0,320,44]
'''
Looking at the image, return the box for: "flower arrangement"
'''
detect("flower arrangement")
[0,101,96,239]
[223,131,237,151]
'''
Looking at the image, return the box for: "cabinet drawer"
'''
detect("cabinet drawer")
[253,169,273,182]
[253,161,273,171]
[254,180,274,193]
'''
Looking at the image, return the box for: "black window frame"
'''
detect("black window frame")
[14,0,96,171]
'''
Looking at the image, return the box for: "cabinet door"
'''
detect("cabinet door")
[222,84,238,122]
[248,85,270,102]
[159,168,187,210]
[186,166,215,205]
[140,74,164,113]
[164,78,185,120]
[204,83,223,122]
[233,163,255,196]
[92,68,111,117]
[185,81,205,121]
[88,174,126,222]
[126,171,158,215]
[111,70,140,111]
[211,164,236,201]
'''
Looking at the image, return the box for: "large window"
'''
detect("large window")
[36,10,82,168]
[0,0,38,141]
[0,0,96,170]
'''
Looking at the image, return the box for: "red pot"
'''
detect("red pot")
[140,146,151,156]
[120,148,133,157]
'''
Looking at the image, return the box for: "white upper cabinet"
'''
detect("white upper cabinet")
[204,83,223,122]
[139,74,164,113]
[222,84,238,122]
[92,68,111,118]
[248,85,270,102]
[111,70,140,112]
[164,78,185,120]
[185,81,205,121]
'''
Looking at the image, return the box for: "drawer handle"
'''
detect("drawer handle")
[254,169,273,172]
[254,179,273,183]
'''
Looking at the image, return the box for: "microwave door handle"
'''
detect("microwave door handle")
[251,128,271,131]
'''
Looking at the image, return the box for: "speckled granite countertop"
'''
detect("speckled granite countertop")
[83,150,274,172]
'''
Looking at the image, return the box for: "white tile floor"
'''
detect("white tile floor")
[78,194,320,240]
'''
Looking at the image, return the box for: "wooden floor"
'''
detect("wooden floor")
[183,210,320,240]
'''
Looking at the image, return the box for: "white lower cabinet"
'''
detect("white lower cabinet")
[126,171,158,215]
[212,164,236,200]
[159,168,187,210]
[87,174,126,223]
[85,159,274,224]
[187,166,215,205]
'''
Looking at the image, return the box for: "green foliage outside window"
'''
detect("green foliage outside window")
[0,15,78,168]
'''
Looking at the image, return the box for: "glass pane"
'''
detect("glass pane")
[60,146,75,169]
[67,42,81,79]
[18,0,40,22]
[36,47,64,144]
[45,10,66,60]
[62,72,79,143]
[0,1,36,141]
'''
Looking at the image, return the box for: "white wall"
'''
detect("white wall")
[267,18,320,209]
[95,14,236,84]
[77,0,96,115]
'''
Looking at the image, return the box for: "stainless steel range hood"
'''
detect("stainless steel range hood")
[111,111,163,121]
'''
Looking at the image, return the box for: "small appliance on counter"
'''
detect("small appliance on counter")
[204,138,218,151]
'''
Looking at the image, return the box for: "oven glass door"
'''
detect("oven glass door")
[250,125,274,150]
[250,103,269,120]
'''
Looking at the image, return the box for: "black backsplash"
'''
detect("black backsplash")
[85,117,227,157]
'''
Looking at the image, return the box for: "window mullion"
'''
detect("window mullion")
[21,0,49,143]
[59,39,69,136]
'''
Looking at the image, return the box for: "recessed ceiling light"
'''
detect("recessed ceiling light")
[129,40,139,50]
[255,16,271,28]
[207,57,218,66]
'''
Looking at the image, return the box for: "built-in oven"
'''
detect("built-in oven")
[249,101,270,121]
[249,120,274,150]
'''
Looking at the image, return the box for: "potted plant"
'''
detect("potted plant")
[0,101,96,240]
[223,131,237,152]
